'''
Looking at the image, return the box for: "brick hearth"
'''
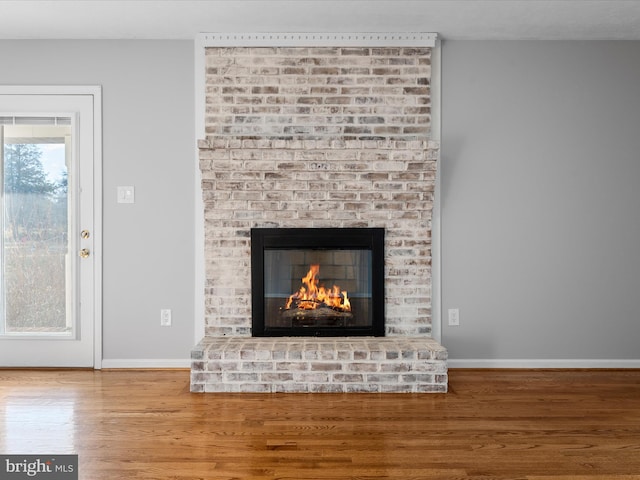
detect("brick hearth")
[191,337,447,393]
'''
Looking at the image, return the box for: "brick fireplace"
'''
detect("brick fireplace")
[191,41,447,392]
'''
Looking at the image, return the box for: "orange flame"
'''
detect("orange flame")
[285,264,351,312]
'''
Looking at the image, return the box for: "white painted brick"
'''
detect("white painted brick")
[193,46,446,394]
[192,338,446,393]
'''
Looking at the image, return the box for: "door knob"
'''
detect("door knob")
[79,248,90,258]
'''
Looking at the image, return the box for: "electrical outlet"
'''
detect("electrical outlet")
[160,309,172,326]
[448,308,460,326]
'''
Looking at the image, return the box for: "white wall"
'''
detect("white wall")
[441,41,640,365]
[0,40,195,364]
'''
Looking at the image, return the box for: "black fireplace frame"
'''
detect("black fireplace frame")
[251,227,385,337]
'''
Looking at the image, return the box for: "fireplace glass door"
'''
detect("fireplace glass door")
[251,228,384,337]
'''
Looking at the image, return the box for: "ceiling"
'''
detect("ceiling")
[1,0,640,41]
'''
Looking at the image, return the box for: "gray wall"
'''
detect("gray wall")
[441,41,640,360]
[4,39,639,363]
[0,40,195,362]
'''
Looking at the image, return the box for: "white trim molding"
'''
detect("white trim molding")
[448,359,640,369]
[194,35,206,344]
[0,85,102,369]
[431,36,442,344]
[201,32,437,47]
[91,87,103,370]
[101,359,191,369]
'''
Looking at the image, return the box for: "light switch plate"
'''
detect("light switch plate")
[117,186,135,204]
[448,308,460,326]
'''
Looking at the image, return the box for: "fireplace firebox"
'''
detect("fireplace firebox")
[251,228,385,337]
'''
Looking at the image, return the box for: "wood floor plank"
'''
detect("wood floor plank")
[0,369,639,479]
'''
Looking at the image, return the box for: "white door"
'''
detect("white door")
[0,87,101,367]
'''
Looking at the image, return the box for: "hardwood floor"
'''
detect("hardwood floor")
[1,369,639,479]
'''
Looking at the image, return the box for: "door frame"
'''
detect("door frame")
[0,85,103,369]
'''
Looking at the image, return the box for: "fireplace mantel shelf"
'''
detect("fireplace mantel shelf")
[191,336,448,393]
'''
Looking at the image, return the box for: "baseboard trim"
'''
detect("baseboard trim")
[101,359,191,369]
[448,359,640,369]
[101,358,640,369]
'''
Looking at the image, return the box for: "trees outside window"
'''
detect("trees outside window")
[3,141,68,331]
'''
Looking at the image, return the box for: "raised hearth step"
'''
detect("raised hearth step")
[191,336,447,393]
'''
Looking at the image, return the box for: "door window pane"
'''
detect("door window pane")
[2,122,71,335]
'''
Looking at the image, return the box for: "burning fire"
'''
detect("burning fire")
[285,264,351,312]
